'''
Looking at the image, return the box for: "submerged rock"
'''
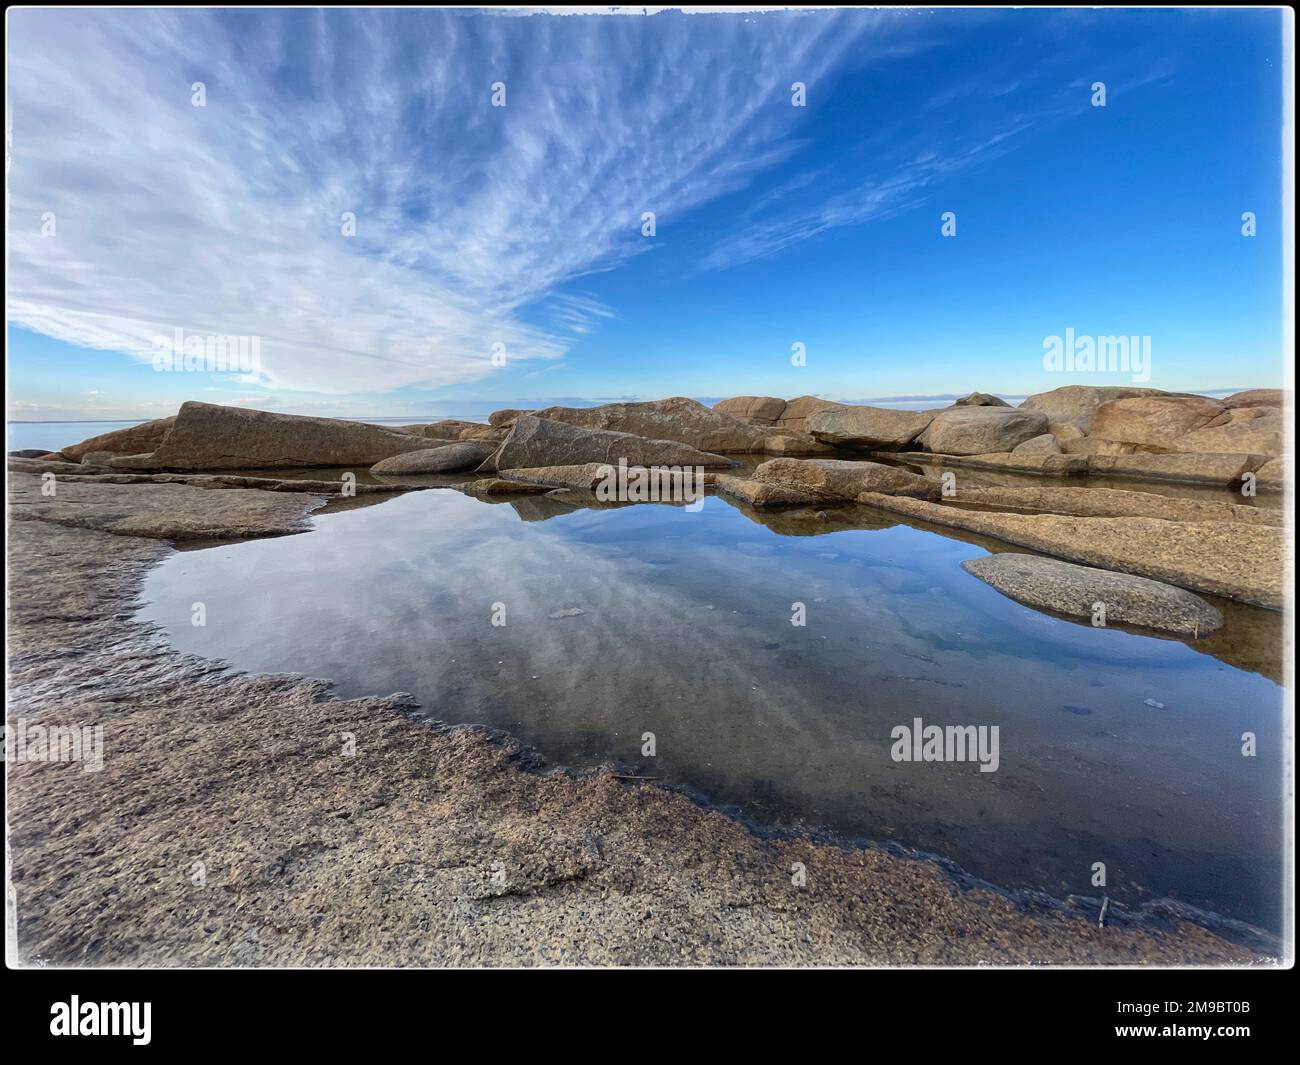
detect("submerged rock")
[371,442,494,474]
[108,402,429,470]
[490,415,734,471]
[754,458,938,501]
[962,553,1223,637]
[805,406,933,449]
[918,406,1049,455]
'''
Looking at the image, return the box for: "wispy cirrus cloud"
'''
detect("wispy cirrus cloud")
[7,7,914,396]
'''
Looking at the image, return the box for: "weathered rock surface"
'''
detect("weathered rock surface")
[110,402,430,470]
[496,464,611,490]
[1049,422,1087,447]
[952,486,1280,526]
[917,406,1050,455]
[458,425,510,443]
[776,395,849,434]
[10,456,111,476]
[8,518,1259,966]
[488,409,536,428]
[858,494,1284,607]
[963,554,1223,637]
[885,450,1087,477]
[1087,452,1255,485]
[757,432,837,456]
[458,478,551,496]
[1090,395,1225,448]
[1253,458,1284,490]
[806,406,933,449]
[8,472,325,540]
[1222,389,1283,409]
[1019,385,1166,431]
[952,392,1010,407]
[61,416,177,462]
[490,415,734,471]
[371,442,495,474]
[713,474,822,508]
[755,458,939,501]
[1010,434,1062,457]
[713,396,787,425]
[535,397,768,453]
[400,419,484,440]
[1172,407,1281,457]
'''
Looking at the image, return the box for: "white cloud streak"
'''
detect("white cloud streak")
[7,8,907,395]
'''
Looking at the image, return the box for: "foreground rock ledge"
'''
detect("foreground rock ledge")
[4,490,1272,964]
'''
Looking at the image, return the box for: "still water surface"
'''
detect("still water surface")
[139,489,1285,933]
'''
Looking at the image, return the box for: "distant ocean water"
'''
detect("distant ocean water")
[6,414,494,454]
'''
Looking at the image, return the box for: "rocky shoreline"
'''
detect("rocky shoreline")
[5,505,1278,966]
[6,386,1287,965]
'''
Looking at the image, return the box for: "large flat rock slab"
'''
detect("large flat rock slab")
[1087,452,1258,485]
[962,553,1223,637]
[952,486,1280,526]
[8,472,324,540]
[110,401,430,470]
[857,494,1284,608]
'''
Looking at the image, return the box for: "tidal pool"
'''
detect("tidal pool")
[140,489,1286,933]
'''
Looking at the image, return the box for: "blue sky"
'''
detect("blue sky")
[6,7,1288,421]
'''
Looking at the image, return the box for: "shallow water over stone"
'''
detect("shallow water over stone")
[140,489,1285,932]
